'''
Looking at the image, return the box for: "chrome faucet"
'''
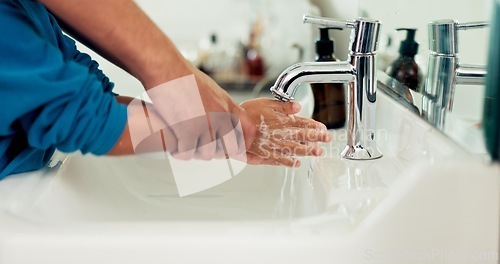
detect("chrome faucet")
[271,15,382,160]
[422,19,488,129]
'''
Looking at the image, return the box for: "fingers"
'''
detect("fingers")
[281,102,301,115]
[268,128,332,143]
[286,116,327,130]
[212,113,244,158]
[248,136,323,167]
[278,142,323,157]
[246,153,293,167]
[256,137,323,157]
[169,116,209,160]
[173,137,197,160]
[231,104,257,150]
[268,152,300,167]
[252,148,300,167]
[194,130,216,160]
[265,158,299,167]
[265,100,301,115]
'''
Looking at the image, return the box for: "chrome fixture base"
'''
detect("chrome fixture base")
[341,145,383,160]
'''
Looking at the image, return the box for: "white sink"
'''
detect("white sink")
[5,155,322,222]
[0,92,498,264]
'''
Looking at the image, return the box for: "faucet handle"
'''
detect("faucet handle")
[303,15,382,54]
[457,21,489,30]
[428,19,489,55]
[302,15,356,29]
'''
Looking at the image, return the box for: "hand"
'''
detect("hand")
[191,68,256,152]
[241,98,332,167]
[109,93,248,161]
[147,71,255,161]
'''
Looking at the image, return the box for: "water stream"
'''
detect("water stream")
[273,160,298,219]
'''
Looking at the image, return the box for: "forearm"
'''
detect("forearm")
[106,96,133,155]
[39,0,257,154]
[107,96,169,155]
[40,0,193,89]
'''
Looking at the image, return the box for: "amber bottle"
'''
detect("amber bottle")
[385,28,422,91]
[311,28,346,129]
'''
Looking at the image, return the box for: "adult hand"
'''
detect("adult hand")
[241,98,332,167]
[146,71,255,161]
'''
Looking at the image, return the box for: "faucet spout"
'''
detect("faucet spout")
[270,61,354,101]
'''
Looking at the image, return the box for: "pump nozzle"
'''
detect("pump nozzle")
[316,27,343,57]
[396,28,419,57]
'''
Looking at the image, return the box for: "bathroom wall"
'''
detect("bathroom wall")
[75,0,361,97]
[76,0,321,98]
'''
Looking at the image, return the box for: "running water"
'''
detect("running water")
[256,114,301,219]
[273,159,299,219]
[288,161,297,218]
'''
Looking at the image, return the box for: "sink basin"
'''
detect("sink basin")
[9,155,322,222]
[0,92,498,264]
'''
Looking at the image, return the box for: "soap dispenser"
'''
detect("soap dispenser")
[386,28,423,91]
[310,27,346,129]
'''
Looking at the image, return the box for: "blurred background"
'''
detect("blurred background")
[75,0,493,119]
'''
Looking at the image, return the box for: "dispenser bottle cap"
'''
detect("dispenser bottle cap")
[397,28,419,57]
[210,33,217,44]
[315,28,341,57]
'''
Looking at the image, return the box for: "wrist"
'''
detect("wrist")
[138,45,197,89]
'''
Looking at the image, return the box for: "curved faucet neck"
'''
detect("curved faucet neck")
[272,61,354,101]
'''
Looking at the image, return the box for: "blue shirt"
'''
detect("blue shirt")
[0,0,127,179]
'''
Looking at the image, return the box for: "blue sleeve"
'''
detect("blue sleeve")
[61,35,116,94]
[0,2,127,156]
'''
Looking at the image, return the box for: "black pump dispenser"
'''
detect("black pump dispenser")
[316,28,335,58]
[397,28,419,57]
